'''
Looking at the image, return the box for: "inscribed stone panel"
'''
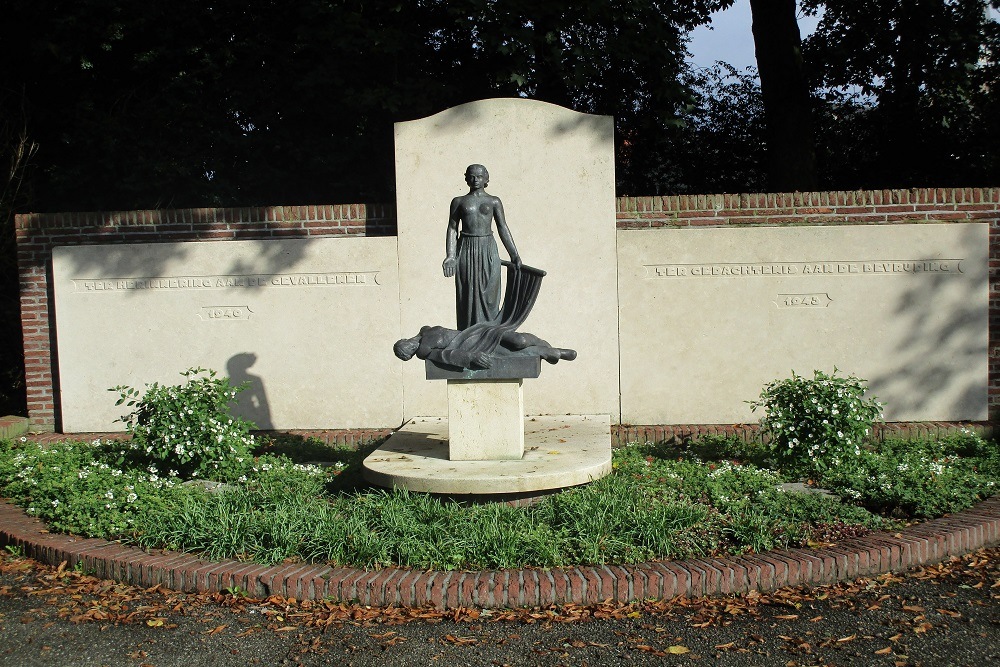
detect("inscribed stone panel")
[52,237,401,431]
[618,223,988,424]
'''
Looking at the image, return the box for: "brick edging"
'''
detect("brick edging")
[22,421,993,448]
[2,496,997,608]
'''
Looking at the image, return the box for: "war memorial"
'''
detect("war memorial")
[18,98,989,443]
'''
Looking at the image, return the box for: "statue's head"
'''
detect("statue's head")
[465,164,489,188]
[393,337,420,361]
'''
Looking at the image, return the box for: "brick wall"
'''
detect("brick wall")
[15,188,1000,432]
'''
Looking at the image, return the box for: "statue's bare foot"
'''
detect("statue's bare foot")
[540,347,576,364]
[559,348,577,361]
[472,352,493,369]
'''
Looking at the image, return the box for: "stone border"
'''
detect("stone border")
[2,496,996,608]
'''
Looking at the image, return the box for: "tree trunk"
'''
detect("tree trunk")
[749,0,817,191]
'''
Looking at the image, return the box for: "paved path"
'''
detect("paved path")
[1,546,998,666]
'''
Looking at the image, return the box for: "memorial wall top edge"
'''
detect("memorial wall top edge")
[394,97,612,130]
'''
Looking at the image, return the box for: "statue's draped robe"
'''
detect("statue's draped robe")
[455,232,501,330]
[439,262,545,368]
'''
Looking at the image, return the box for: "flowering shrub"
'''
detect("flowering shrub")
[749,369,883,475]
[819,434,998,518]
[0,438,186,538]
[111,368,256,480]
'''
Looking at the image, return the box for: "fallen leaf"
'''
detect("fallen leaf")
[836,634,857,643]
[205,624,227,635]
[775,614,800,620]
[875,647,893,655]
[146,618,165,627]
[666,645,690,654]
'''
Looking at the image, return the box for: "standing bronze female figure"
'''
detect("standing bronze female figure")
[442,164,521,330]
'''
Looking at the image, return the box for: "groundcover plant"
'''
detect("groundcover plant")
[0,368,995,570]
[1,431,997,570]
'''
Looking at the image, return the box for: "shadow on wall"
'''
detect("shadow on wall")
[36,231,332,430]
[421,98,613,147]
[226,352,272,429]
[49,236,313,300]
[869,225,989,421]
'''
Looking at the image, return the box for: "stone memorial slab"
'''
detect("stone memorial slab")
[52,237,401,431]
[617,223,989,424]
[394,98,619,420]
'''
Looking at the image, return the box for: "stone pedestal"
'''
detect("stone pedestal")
[362,414,613,495]
[447,379,524,461]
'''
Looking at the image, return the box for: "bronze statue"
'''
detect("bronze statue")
[442,164,521,330]
[395,163,574,375]
[394,325,576,370]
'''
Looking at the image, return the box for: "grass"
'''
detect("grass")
[0,431,997,571]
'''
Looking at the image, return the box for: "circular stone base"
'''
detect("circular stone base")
[362,414,612,495]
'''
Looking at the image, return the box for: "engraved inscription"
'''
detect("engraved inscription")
[774,293,832,309]
[198,306,253,321]
[71,271,380,293]
[646,259,963,279]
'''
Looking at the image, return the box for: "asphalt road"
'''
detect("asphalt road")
[1,547,997,667]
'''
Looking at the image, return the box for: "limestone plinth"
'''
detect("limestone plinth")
[362,415,612,495]
[447,380,524,460]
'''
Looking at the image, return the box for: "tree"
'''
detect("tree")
[1,0,726,212]
[803,0,1000,188]
[640,63,768,194]
[0,91,36,416]
[749,0,818,191]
